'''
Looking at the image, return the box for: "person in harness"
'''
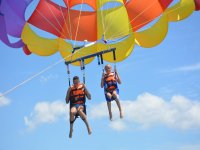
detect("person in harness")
[66,76,92,138]
[101,64,123,121]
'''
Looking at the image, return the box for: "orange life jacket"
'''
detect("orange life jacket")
[70,83,85,105]
[104,72,118,92]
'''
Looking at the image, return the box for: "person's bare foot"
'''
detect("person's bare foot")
[120,111,123,119]
[88,128,92,135]
[69,129,73,138]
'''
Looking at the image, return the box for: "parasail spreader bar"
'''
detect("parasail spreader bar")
[65,47,116,65]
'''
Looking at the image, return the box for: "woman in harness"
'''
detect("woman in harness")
[66,76,92,138]
[101,64,123,121]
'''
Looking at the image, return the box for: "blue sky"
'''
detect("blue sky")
[1,1,200,150]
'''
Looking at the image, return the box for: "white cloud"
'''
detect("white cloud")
[162,63,200,73]
[0,94,11,107]
[90,93,200,131]
[25,93,200,131]
[109,120,127,131]
[24,101,67,129]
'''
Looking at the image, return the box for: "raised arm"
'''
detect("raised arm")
[115,69,122,84]
[101,72,105,88]
[83,84,91,100]
[65,87,71,104]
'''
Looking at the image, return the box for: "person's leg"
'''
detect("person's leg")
[77,106,92,135]
[112,91,123,119]
[69,107,77,138]
[106,92,113,121]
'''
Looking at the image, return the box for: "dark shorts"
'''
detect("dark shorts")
[105,88,119,102]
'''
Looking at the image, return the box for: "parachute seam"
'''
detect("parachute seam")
[0,1,188,97]
[46,2,66,36]
[73,0,84,48]
[58,5,72,40]
[109,0,158,39]
[35,8,66,37]
[110,3,186,40]
[66,0,73,41]
[103,0,129,38]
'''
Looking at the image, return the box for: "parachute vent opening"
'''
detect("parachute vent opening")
[7,35,22,44]
[50,0,66,8]
[65,39,87,48]
[25,0,40,21]
[168,0,181,8]
[100,2,123,10]
[106,35,130,44]
[71,4,95,12]
[29,24,57,39]
[136,15,162,32]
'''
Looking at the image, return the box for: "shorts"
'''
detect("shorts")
[71,103,85,109]
[70,103,87,115]
[105,88,119,102]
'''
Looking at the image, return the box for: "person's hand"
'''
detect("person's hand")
[102,72,105,78]
[82,83,85,88]
[87,95,91,100]
[114,67,118,74]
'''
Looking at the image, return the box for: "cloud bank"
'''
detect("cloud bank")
[24,101,67,129]
[90,93,200,131]
[25,93,200,131]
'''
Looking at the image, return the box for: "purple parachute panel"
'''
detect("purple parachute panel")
[0,0,33,48]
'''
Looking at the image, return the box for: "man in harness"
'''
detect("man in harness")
[66,76,92,138]
[101,64,123,121]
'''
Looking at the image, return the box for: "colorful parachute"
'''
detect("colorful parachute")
[0,0,200,65]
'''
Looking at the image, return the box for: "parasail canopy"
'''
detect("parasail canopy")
[0,0,199,66]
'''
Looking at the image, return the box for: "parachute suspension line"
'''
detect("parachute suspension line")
[80,59,86,84]
[0,47,117,98]
[0,46,89,98]
[100,0,107,39]
[103,0,128,36]
[73,0,84,48]
[100,53,104,73]
[113,49,117,78]
[101,0,114,35]
[58,5,72,41]
[46,2,65,35]
[130,0,158,24]
[97,54,103,73]
[109,0,158,40]
[65,48,116,75]
[35,9,66,38]
[66,0,73,41]
[97,54,101,65]
[66,64,71,87]
[109,2,186,40]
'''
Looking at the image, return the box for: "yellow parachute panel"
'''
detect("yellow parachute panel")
[97,0,124,9]
[98,33,135,62]
[59,40,97,66]
[134,15,168,48]
[97,5,131,40]
[21,24,59,56]
[165,0,195,21]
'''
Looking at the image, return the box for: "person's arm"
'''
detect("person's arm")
[101,72,105,88]
[114,69,122,84]
[83,84,91,100]
[65,87,71,104]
